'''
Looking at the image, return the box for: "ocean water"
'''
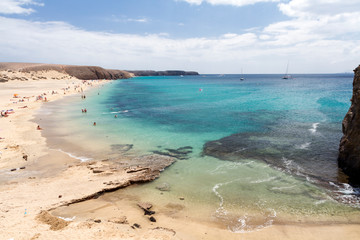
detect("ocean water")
[39,74,360,232]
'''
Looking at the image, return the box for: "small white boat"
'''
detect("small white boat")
[282,62,291,79]
[240,68,245,81]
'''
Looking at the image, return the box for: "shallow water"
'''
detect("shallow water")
[38,74,360,232]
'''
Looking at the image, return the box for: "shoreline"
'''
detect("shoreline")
[1,71,360,239]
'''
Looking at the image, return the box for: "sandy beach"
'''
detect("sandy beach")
[1,68,360,240]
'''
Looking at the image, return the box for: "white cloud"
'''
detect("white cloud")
[177,0,280,7]
[279,0,360,17]
[126,17,149,23]
[0,0,43,15]
[0,0,359,73]
[108,15,150,23]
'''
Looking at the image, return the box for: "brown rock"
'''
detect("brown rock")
[338,65,360,184]
[137,202,155,215]
[108,216,128,224]
[137,202,153,210]
[132,223,141,229]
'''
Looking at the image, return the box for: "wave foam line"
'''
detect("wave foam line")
[55,149,92,162]
[309,122,320,133]
[58,216,76,221]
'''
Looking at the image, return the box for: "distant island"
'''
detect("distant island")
[0,62,199,81]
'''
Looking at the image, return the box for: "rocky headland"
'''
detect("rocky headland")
[338,65,360,185]
[0,62,199,82]
[0,62,133,81]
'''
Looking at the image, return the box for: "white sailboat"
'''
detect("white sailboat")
[282,62,291,79]
[240,68,245,81]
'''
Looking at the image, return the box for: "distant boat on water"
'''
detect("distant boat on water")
[240,68,245,81]
[282,62,291,79]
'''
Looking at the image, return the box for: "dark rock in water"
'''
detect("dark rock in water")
[203,123,342,184]
[338,65,360,185]
[156,182,171,191]
[152,146,192,160]
[111,144,133,153]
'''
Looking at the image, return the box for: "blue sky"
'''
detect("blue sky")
[0,0,359,73]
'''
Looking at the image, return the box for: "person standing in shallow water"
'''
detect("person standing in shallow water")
[93,122,96,126]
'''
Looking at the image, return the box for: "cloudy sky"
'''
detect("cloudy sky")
[0,0,359,73]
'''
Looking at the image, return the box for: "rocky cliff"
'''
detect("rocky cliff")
[338,65,360,184]
[0,62,133,80]
[0,63,199,79]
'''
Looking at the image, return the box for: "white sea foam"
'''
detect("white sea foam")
[271,185,296,191]
[314,200,327,205]
[250,176,278,184]
[297,142,311,150]
[330,182,357,195]
[208,161,253,174]
[212,178,277,233]
[58,216,76,221]
[56,149,92,162]
[230,209,277,233]
[309,122,320,133]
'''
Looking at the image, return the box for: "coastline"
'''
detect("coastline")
[0,71,360,239]
[0,72,177,239]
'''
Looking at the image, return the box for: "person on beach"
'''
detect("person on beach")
[84,108,87,113]
[93,122,96,126]
[37,125,42,130]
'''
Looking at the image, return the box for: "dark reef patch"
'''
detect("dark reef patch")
[152,146,193,160]
[203,122,344,185]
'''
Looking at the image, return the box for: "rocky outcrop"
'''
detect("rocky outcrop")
[128,70,199,76]
[0,62,199,79]
[62,66,132,80]
[338,65,360,184]
[0,62,132,80]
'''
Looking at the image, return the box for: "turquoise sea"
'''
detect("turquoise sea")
[39,74,360,232]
